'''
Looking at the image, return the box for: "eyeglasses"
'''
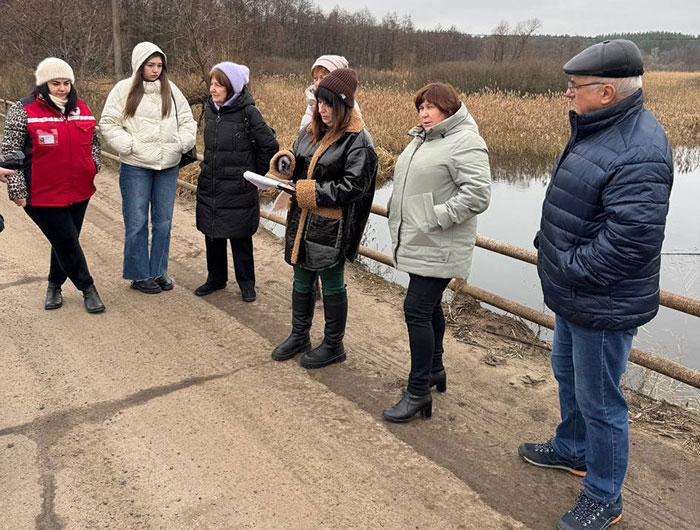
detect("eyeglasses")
[567,80,606,91]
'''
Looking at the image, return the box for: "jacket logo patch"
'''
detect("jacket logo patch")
[37,128,59,145]
[69,107,81,116]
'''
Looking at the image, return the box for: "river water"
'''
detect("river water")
[262,148,700,403]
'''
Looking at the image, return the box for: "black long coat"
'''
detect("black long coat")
[282,110,377,270]
[196,87,278,239]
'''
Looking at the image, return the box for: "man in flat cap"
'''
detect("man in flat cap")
[519,40,673,530]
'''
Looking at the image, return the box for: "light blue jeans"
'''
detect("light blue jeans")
[119,163,179,280]
[550,314,636,503]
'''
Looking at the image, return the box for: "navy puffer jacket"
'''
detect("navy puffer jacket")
[536,89,673,330]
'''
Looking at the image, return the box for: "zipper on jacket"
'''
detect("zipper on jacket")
[211,112,221,235]
[394,136,424,263]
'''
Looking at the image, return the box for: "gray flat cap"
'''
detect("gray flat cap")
[563,39,644,77]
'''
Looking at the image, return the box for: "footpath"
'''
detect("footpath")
[0,168,698,529]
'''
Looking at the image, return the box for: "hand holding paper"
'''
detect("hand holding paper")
[243,171,296,194]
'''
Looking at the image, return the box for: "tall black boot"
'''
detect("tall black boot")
[82,284,105,314]
[272,289,315,361]
[45,282,63,310]
[301,291,347,369]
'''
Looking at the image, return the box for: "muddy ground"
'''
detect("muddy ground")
[0,167,698,529]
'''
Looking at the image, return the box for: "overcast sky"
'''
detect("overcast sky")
[312,0,700,37]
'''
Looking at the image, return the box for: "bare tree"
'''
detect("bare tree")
[512,18,542,60]
[491,21,511,63]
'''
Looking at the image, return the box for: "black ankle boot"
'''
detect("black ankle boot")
[82,284,105,313]
[383,391,432,422]
[272,290,315,361]
[300,291,347,369]
[45,282,63,310]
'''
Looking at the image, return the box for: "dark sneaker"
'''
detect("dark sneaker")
[518,440,587,476]
[241,287,257,303]
[130,279,162,294]
[194,281,226,296]
[558,492,623,530]
[155,274,174,291]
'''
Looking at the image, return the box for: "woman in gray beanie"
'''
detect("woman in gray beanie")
[1,57,105,313]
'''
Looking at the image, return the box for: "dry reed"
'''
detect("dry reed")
[249,71,700,183]
[2,69,699,184]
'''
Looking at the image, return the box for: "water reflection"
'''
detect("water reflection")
[488,146,700,185]
[673,146,700,174]
[489,154,555,183]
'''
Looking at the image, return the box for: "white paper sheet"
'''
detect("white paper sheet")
[243,171,295,193]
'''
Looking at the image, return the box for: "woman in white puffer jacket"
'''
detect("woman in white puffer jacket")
[100,41,196,294]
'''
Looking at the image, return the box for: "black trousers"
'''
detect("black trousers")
[204,235,255,289]
[404,273,451,396]
[24,199,93,291]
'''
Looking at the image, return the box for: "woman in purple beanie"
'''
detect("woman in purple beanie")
[194,62,279,302]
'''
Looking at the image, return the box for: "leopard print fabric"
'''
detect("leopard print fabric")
[1,100,102,202]
[1,102,28,201]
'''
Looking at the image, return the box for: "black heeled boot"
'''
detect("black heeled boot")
[45,282,63,310]
[272,290,315,361]
[82,284,105,313]
[382,391,432,422]
[430,369,447,393]
[300,291,347,369]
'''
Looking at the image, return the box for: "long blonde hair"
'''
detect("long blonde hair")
[123,52,172,119]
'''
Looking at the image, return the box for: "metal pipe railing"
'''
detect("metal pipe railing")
[260,209,700,390]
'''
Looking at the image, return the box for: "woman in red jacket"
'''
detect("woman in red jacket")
[2,57,105,313]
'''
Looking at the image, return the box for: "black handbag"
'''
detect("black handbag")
[178,145,198,168]
[172,93,198,168]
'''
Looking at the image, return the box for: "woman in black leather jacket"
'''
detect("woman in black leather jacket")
[268,68,377,369]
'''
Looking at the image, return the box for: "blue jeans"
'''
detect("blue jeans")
[119,163,179,280]
[551,314,636,503]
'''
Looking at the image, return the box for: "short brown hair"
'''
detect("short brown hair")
[209,67,234,101]
[311,65,330,77]
[413,82,461,117]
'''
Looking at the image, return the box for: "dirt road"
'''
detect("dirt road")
[1,168,697,530]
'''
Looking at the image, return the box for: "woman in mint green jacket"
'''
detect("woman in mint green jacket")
[384,82,491,423]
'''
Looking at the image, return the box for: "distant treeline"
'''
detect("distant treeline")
[0,0,698,92]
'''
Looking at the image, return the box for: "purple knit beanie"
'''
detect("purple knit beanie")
[212,61,250,107]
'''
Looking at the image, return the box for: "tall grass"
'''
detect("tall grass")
[358,59,567,95]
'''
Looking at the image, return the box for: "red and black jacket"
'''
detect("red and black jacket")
[21,94,97,206]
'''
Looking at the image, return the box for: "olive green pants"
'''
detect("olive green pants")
[293,263,345,295]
